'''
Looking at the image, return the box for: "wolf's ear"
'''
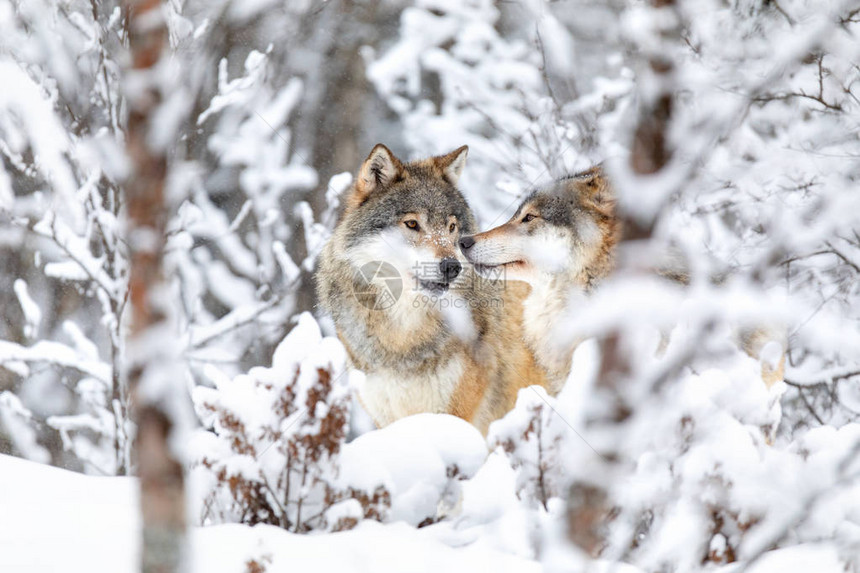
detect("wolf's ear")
[578,166,603,189]
[354,144,403,206]
[434,145,468,185]
[578,166,615,210]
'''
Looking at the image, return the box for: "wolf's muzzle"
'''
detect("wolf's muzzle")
[459,236,475,251]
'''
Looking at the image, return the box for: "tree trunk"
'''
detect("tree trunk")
[124,1,187,572]
[566,0,679,557]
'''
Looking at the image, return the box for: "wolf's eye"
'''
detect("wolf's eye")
[521,213,537,223]
[404,220,420,231]
[449,222,456,233]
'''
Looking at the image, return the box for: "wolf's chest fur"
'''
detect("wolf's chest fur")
[334,291,475,427]
[357,354,466,427]
[521,274,586,386]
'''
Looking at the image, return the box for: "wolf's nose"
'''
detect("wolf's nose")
[440,258,462,282]
[459,236,475,250]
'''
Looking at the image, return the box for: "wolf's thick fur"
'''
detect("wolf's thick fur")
[317,144,547,434]
[460,167,785,388]
[460,167,618,384]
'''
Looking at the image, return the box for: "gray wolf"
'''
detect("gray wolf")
[316,144,548,434]
[459,166,785,388]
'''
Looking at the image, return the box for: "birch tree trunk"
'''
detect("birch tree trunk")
[124,1,187,571]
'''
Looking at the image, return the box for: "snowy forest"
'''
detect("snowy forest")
[1,0,859,571]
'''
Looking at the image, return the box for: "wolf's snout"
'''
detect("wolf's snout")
[440,257,462,282]
[459,236,475,250]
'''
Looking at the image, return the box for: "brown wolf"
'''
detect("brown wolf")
[459,167,785,388]
[316,144,548,434]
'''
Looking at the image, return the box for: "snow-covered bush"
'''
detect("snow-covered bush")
[192,313,380,532]
[489,386,568,511]
[490,339,860,570]
[193,312,489,532]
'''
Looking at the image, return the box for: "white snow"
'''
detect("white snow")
[0,61,80,228]
[0,453,538,573]
[13,279,41,339]
[338,414,488,525]
[0,392,50,464]
[0,339,111,382]
[0,454,139,572]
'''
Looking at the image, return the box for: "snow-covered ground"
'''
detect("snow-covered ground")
[0,454,139,572]
[1,436,852,573]
[0,452,538,573]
